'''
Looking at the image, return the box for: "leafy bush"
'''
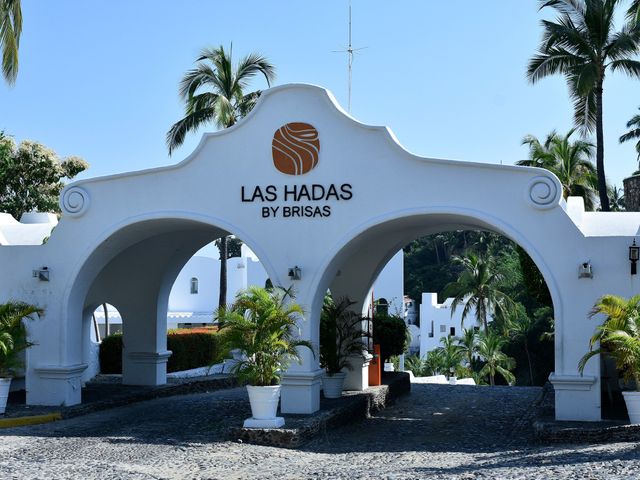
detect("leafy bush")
[99,329,222,374]
[372,313,408,364]
[320,297,367,375]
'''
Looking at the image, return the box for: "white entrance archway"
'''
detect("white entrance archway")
[1,84,639,421]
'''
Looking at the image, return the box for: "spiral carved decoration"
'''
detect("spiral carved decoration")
[60,186,90,217]
[272,122,320,175]
[527,176,560,210]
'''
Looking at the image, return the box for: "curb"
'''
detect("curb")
[0,412,62,429]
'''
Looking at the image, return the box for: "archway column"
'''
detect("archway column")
[120,297,172,386]
[280,284,324,414]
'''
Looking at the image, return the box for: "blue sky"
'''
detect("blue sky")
[1,1,639,189]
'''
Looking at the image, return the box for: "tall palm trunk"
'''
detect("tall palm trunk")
[218,235,228,310]
[596,83,610,211]
[524,339,533,386]
[102,303,109,337]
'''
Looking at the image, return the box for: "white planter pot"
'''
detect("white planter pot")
[323,372,347,398]
[622,391,640,424]
[384,362,395,372]
[0,377,11,415]
[246,385,281,420]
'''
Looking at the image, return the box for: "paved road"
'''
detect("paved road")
[1,384,639,479]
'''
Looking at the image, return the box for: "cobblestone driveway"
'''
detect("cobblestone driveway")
[1,384,639,479]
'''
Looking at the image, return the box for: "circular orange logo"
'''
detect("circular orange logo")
[272,122,320,175]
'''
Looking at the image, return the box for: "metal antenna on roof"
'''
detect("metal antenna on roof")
[333,1,366,112]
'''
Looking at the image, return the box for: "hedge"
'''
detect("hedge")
[99,328,223,374]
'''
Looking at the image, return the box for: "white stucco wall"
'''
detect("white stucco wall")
[419,293,483,358]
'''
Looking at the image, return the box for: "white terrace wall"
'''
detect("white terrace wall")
[1,84,639,421]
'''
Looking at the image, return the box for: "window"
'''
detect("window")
[440,324,446,333]
[450,327,456,336]
[190,277,198,294]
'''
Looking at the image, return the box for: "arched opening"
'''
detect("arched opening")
[64,215,276,397]
[313,211,561,392]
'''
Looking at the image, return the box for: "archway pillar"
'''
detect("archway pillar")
[280,284,324,414]
[25,303,87,406]
[120,298,172,386]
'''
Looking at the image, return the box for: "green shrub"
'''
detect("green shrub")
[99,333,123,374]
[167,331,222,372]
[99,330,222,374]
[372,313,408,364]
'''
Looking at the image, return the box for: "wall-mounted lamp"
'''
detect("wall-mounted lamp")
[288,266,302,281]
[630,239,639,275]
[578,261,593,279]
[32,266,50,281]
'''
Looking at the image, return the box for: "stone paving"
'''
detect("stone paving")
[1,383,640,479]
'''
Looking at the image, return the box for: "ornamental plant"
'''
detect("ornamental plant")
[0,301,41,377]
[216,286,313,386]
[579,294,640,390]
[320,296,368,376]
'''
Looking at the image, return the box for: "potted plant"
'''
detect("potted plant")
[579,294,640,423]
[217,286,313,428]
[0,302,42,415]
[320,296,368,398]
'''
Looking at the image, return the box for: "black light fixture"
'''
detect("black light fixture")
[288,266,302,280]
[630,240,639,275]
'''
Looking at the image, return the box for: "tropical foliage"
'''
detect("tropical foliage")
[0,133,88,219]
[0,0,21,85]
[528,0,640,211]
[404,230,555,386]
[372,312,409,363]
[579,294,640,390]
[167,45,275,311]
[320,296,367,375]
[216,286,313,386]
[517,129,597,210]
[477,330,516,386]
[0,301,41,377]
[620,106,640,169]
[443,252,514,332]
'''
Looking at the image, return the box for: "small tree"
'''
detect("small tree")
[477,330,516,386]
[216,286,313,386]
[0,133,88,219]
[372,313,408,364]
[0,301,41,377]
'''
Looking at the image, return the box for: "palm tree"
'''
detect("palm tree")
[508,313,536,386]
[215,286,313,386]
[517,129,597,210]
[579,294,640,389]
[477,330,516,386]
[456,327,477,369]
[528,0,640,211]
[0,301,41,377]
[167,45,275,311]
[0,0,21,85]
[443,252,514,332]
[620,107,640,169]
[438,335,464,374]
[608,184,625,210]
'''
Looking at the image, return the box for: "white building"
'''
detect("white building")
[418,293,483,358]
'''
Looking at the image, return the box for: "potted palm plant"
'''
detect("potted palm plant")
[320,296,368,398]
[579,294,640,424]
[0,302,42,415]
[217,286,313,428]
